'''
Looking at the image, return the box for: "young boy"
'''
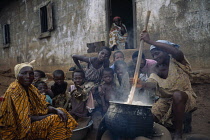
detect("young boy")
[128,51,157,78]
[114,60,130,102]
[110,51,125,70]
[51,70,70,109]
[69,69,94,120]
[98,68,117,113]
[32,70,47,85]
[33,70,54,98]
[35,81,52,104]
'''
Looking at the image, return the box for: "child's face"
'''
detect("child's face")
[73,72,85,86]
[98,49,110,61]
[133,57,146,69]
[34,71,41,82]
[114,53,124,62]
[37,83,48,94]
[102,71,113,84]
[53,74,65,85]
[115,64,127,77]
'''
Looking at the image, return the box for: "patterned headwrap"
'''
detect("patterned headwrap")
[150,40,180,51]
[14,60,35,78]
[113,16,121,22]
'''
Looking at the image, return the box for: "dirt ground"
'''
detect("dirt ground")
[190,84,210,137]
[0,70,210,139]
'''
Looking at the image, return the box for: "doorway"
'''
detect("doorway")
[106,0,136,49]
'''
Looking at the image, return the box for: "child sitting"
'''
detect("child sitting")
[69,69,95,120]
[32,70,47,85]
[72,46,112,84]
[110,51,125,70]
[128,51,157,78]
[35,81,52,104]
[51,70,70,109]
[114,60,131,102]
[33,70,54,98]
[98,68,117,114]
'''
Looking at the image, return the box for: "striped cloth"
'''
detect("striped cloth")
[85,58,104,83]
[0,80,77,140]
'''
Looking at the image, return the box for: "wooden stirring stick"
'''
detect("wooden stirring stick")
[127,11,151,104]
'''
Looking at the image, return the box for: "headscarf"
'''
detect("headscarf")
[150,40,180,51]
[14,60,35,78]
[113,16,121,22]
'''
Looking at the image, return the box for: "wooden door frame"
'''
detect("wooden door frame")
[132,0,137,49]
[105,0,111,46]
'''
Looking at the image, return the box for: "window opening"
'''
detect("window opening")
[3,24,10,45]
[40,6,48,33]
[40,2,53,33]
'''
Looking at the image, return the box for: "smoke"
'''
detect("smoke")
[110,87,155,106]
[132,88,154,106]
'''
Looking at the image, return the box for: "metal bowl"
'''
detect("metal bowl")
[71,120,93,140]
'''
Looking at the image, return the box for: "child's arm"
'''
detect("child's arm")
[72,54,90,71]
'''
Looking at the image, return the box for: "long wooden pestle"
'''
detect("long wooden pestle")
[127,11,151,104]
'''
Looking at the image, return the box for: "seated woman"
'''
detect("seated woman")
[0,61,77,140]
[109,16,128,50]
[140,32,197,140]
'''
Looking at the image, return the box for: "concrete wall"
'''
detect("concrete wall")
[136,0,210,70]
[0,0,107,72]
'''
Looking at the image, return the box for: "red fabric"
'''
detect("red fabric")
[113,16,121,21]
[0,97,4,101]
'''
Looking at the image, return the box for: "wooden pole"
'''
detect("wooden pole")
[127,11,151,104]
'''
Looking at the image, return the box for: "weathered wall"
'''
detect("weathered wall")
[0,0,210,73]
[0,0,107,72]
[136,0,210,70]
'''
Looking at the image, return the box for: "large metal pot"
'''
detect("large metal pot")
[104,101,154,139]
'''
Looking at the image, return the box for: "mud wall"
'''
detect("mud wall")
[136,0,210,70]
[0,0,107,72]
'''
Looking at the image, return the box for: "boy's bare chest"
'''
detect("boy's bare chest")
[103,85,116,96]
